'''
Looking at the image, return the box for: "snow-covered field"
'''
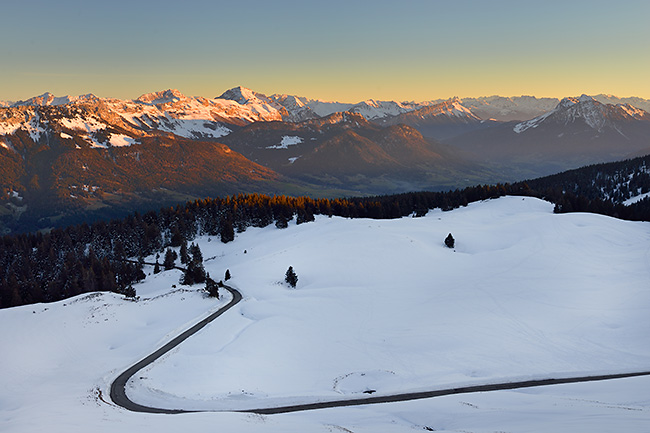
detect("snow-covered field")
[1,197,649,432]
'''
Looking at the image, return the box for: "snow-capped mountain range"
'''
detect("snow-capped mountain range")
[449,94,650,178]
[2,87,649,161]
[1,86,650,234]
[513,94,650,134]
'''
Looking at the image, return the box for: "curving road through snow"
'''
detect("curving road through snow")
[109,285,650,415]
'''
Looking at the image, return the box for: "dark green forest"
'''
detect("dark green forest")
[2,154,650,309]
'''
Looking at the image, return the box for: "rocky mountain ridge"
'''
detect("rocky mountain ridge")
[449,95,650,178]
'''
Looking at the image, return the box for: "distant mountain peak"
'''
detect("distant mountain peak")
[578,94,596,103]
[136,89,186,105]
[11,92,98,107]
[514,94,649,134]
[217,86,267,105]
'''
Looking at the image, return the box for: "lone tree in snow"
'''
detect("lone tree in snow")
[445,233,455,249]
[285,266,298,288]
[225,269,231,281]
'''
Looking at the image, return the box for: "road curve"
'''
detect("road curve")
[109,285,242,414]
[110,285,650,415]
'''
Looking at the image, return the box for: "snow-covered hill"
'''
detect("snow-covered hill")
[1,197,649,432]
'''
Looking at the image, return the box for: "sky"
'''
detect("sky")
[1,0,649,103]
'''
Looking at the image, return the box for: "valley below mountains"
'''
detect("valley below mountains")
[1,87,649,233]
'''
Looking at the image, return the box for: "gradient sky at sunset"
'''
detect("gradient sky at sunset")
[2,0,649,102]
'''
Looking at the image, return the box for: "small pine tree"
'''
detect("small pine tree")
[163,248,176,270]
[181,261,196,285]
[225,269,231,281]
[189,243,203,264]
[285,266,298,288]
[445,233,455,249]
[121,284,136,298]
[205,274,219,299]
[153,260,161,274]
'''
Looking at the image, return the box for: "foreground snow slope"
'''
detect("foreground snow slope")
[1,197,649,432]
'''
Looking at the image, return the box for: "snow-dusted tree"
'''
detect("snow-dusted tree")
[205,273,219,298]
[163,248,176,270]
[121,284,136,299]
[445,233,455,249]
[189,243,203,264]
[285,266,298,288]
[179,241,189,264]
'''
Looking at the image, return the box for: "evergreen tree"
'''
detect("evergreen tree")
[225,269,231,281]
[181,243,206,285]
[163,248,176,270]
[219,217,235,243]
[205,273,219,298]
[170,227,183,247]
[285,266,298,288]
[445,233,455,249]
[189,243,203,264]
[153,259,161,274]
[275,215,289,229]
[181,261,196,285]
[120,284,136,298]
[179,241,189,264]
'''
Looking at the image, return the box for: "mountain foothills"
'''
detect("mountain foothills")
[1,86,650,233]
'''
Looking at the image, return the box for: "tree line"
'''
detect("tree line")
[3,155,650,309]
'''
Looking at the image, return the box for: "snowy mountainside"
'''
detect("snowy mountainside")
[460,95,559,121]
[347,99,418,120]
[266,93,320,122]
[513,94,650,134]
[373,98,491,140]
[0,87,318,147]
[277,95,355,117]
[1,197,649,432]
[593,94,650,113]
[12,92,99,107]
[449,95,650,179]
[525,153,650,207]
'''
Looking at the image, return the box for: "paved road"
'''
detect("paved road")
[241,371,650,414]
[109,285,242,414]
[110,285,650,415]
